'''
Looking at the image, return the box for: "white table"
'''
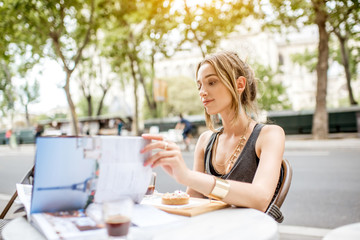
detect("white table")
[323,222,360,240]
[2,207,278,240]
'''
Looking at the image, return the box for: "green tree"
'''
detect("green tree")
[0,62,15,116]
[0,1,42,119]
[19,80,40,126]
[76,96,109,117]
[75,48,114,117]
[261,0,330,139]
[291,49,318,73]
[99,0,179,135]
[180,0,255,57]
[328,0,359,105]
[253,63,291,111]
[165,76,203,117]
[13,0,97,135]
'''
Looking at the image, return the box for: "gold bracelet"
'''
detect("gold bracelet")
[208,177,230,200]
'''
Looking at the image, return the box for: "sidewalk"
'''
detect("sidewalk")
[285,133,360,150]
[282,133,359,240]
[279,225,331,240]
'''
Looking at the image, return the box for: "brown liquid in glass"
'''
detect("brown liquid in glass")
[146,185,155,195]
[105,215,131,237]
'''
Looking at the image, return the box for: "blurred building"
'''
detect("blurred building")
[154,23,360,111]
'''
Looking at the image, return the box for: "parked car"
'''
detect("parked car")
[0,130,6,145]
[15,128,36,144]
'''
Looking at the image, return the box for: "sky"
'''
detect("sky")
[26,59,70,115]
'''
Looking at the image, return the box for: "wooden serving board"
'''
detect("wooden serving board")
[145,197,229,217]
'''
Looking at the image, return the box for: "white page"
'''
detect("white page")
[132,204,185,227]
[94,136,152,203]
[16,183,33,217]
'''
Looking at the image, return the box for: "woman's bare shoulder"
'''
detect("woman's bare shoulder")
[195,129,214,150]
[198,129,214,143]
[261,124,285,136]
[257,124,285,147]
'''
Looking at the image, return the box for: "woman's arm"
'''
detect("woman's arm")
[178,125,285,212]
[142,124,285,212]
[186,130,212,198]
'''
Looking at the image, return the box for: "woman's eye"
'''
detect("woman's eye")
[209,80,216,86]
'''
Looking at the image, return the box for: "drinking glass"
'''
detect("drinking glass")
[145,172,157,196]
[102,198,133,239]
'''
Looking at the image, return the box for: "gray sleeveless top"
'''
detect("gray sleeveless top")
[204,123,264,182]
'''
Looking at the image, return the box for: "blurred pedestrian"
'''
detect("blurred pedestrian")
[117,119,124,136]
[35,125,44,138]
[175,114,193,151]
[5,129,12,147]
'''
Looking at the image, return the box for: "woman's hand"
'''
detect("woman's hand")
[141,134,190,184]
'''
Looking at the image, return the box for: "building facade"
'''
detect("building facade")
[154,24,360,111]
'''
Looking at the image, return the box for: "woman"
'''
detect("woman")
[141,51,285,214]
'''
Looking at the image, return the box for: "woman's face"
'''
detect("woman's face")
[196,63,233,115]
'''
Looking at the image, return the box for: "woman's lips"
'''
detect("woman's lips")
[202,99,213,106]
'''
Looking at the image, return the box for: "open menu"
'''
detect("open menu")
[17,185,184,240]
[21,136,152,240]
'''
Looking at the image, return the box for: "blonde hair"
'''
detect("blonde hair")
[195,51,258,131]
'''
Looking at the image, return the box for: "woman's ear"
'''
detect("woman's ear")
[236,76,246,93]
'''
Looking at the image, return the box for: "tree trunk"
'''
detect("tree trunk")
[25,104,30,127]
[136,59,157,115]
[64,72,79,136]
[129,55,139,136]
[336,33,358,105]
[96,89,107,116]
[87,95,92,117]
[312,0,329,139]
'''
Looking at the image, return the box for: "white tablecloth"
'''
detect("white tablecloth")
[2,207,278,240]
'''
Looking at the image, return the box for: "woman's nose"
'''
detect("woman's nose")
[199,87,207,97]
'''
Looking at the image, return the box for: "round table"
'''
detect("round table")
[323,222,360,240]
[2,207,278,240]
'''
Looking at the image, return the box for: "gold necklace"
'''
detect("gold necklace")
[212,120,251,175]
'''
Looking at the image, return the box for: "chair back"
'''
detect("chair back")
[0,166,34,219]
[274,158,292,208]
[266,158,293,223]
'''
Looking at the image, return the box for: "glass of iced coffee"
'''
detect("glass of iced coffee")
[145,172,157,196]
[103,198,133,239]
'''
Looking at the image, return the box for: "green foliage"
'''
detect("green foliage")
[0,63,15,115]
[290,48,318,73]
[19,79,40,106]
[99,0,181,126]
[261,0,312,32]
[180,0,254,56]
[164,76,203,116]
[142,76,203,119]
[76,96,109,117]
[253,63,291,111]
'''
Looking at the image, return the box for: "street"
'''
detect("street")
[1,138,359,231]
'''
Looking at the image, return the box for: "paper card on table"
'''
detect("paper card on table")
[132,204,185,227]
[94,136,152,204]
[16,183,32,217]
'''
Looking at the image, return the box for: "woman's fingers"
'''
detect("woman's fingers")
[151,156,175,169]
[141,141,171,153]
[142,134,164,141]
[144,150,177,167]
